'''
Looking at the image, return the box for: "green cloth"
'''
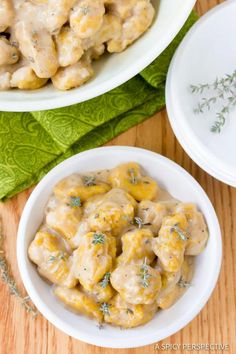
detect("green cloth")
[0,12,197,200]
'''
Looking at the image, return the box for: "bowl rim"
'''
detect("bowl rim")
[1,0,196,112]
[17,146,222,348]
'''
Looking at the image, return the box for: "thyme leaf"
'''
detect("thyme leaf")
[83,175,96,186]
[92,232,105,245]
[127,168,138,185]
[134,217,143,229]
[140,257,151,288]
[69,196,81,207]
[190,69,236,133]
[80,5,90,15]
[126,308,134,315]
[178,276,191,288]
[47,252,67,263]
[11,53,18,60]
[100,302,110,316]
[133,217,151,229]
[170,224,188,241]
[99,272,110,288]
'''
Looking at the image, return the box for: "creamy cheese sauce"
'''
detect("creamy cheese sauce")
[28,162,209,328]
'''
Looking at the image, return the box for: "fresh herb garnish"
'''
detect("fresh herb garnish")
[190,70,236,133]
[48,252,66,263]
[170,224,188,241]
[83,175,96,186]
[0,219,37,317]
[81,5,90,15]
[69,196,81,207]
[140,257,151,288]
[133,217,151,229]
[134,217,143,229]
[178,276,191,288]
[128,168,138,185]
[11,53,18,60]
[126,308,134,315]
[92,232,105,245]
[100,302,110,316]
[99,272,111,288]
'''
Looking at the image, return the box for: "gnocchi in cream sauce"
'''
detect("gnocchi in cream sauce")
[0,0,155,91]
[28,162,209,328]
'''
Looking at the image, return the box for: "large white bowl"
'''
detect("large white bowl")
[17,147,222,348]
[1,0,196,112]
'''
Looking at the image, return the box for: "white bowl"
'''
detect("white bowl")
[17,147,222,348]
[1,0,196,112]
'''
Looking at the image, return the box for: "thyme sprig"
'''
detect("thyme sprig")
[178,276,191,288]
[134,217,143,229]
[99,272,111,288]
[69,196,81,207]
[190,69,236,133]
[100,302,110,316]
[0,220,38,317]
[83,175,96,186]
[80,5,90,15]
[170,224,188,241]
[127,168,138,185]
[140,257,151,288]
[47,252,67,263]
[133,216,151,229]
[126,308,134,315]
[92,232,105,245]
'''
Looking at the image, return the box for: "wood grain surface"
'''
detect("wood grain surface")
[1,1,235,353]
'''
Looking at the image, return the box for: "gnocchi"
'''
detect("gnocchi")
[0,37,19,66]
[10,66,48,89]
[0,0,155,91]
[28,162,208,328]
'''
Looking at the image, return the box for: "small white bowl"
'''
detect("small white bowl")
[17,147,222,348]
[0,0,196,112]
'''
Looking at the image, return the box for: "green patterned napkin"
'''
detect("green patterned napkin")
[0,12,197,200]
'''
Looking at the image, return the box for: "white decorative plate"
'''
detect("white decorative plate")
[166,0,236,187]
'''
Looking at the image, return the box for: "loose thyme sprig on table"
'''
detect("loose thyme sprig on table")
[190,69,236,133]
[0,219,38,317]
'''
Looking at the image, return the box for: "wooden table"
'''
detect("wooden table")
[1,1,235,353]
